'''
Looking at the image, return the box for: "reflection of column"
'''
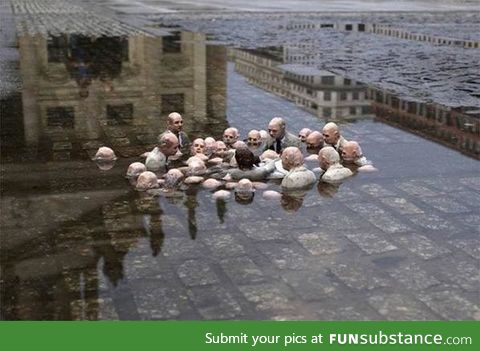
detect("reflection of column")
[190,32,207,121]
[19,35,42,145]
[206,45,227,122]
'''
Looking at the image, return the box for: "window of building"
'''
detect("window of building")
[352,91,359,100]
[162,32,182,53]
[361,106,372,114]
[47,35,68,63]
[324,91,331,101]
[107,104,133,125]
[345,24,353,31]
[340,91,347,101]
[161,93,185,114]
[344,78,351,85]
[47,106,75,128]
[349,107,357,115]
[321,76,335,85]
[323,107,332,118]
[358,24,365,32]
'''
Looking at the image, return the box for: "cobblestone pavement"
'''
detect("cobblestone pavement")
[1,0,479,320]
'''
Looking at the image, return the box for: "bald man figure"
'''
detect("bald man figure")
[305,131,324,155]
[267,117,301,154]
[319,146,353,183]
[281,147,316,190]
[161,112,190,151]
[322,122,348,154]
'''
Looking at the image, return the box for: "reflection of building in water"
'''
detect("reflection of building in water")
[232,47,373,120]
[368,88,480,159]
[15,31,227,156]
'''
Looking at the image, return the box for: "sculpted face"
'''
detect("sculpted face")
[136,171,159,191]
[168,113,183,133]
[191,138,206,155]
[305,131,324,150]
[341,141,361,163]
[268,122,283,140]
[247,130,261,147]
[298,128,312,142]
[281,147,304,171]
[126,162,146,179]
[204,137,217,155]
[160,134,179,157]
[322,123,340,145]
[223,128,238,146]
[215,141,227,157]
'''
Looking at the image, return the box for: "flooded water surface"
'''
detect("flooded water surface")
[1,2,479,320]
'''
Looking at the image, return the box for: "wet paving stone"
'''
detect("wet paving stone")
[378,197,424,215]
[419,196,470,214]
[345,231,398,255]
[238,283,295,313]
[295,232,346,255]
[436,256,480,292]
[450,191,480,208]
[238,220,291,241]
[329,262,392,291]
[280,270,340,301]
[459,177,480,191]
[418,290,480,320]
[360,184,397,197]
[448,239,480,260]
[187,285,243,319]
[383,261,441,291]
[202,233,247,258]
[176,259,219,287]
[71,298,119,320]
[345,203,411,234]
[132,281,189,319]
[397,181,439,197]
[162,237,206,260]
[394,234,450,260]
[407,213,458,232]
[219,256,266,286]
[257,242,311,270]
[368,293,438,320]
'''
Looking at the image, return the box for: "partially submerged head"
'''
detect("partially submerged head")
[247,130,262,147]
[234,178,255,204]
[298,128,312,142]
[136,171,159,191]
[281,147,304,171]
[190,138,206,156]
[159,132,179,157]
[322,122,341,145]
[93,146,117,161]
[319,146,340,171]
[305,131,324,150]
[126,162,146,179]
[164,168,184,188]
[223,127,239,147]
[341,140,363,163]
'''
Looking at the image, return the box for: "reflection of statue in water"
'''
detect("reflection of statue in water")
[281,190,306,212]
[317,181,340,198]
[142,214,165,257]
[216,198,227,223]
[184,186,199,240]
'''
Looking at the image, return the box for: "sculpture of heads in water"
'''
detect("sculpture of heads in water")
[341,141,363,163]
[234,178,255,204]
[247,130,262,147]
[126,162,146,179]
[93,146,117,161]
[190,138,206,156]
[215,141,228,158]
[145,146,167,171]
[136,171,159,191]
[298,128,312,143]
[322,122,341,146]
[204,137,217,156]
[187,158,207,176]
[305,131,324,151]
[167,112,183,134]
[260,149,279,162]
[319,146,340,171]
[164,168,184,189]
[158,132,179,157]
[268,117,286,140]
[235,147,256,170]
[281,147,304,171]
[222,127,239,147]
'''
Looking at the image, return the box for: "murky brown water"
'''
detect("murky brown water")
[1,30,479,320]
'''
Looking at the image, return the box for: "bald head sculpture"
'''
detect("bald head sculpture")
[281,147,304,171]
[298,128,312,143]
[322,122,341,146]
[319,146,340,171]
[268,117,286,140]
[167,112,183,134]
[223,127,239,148]
[158,132,179,157]
[305,131,324,150]
[341,141,363,163]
